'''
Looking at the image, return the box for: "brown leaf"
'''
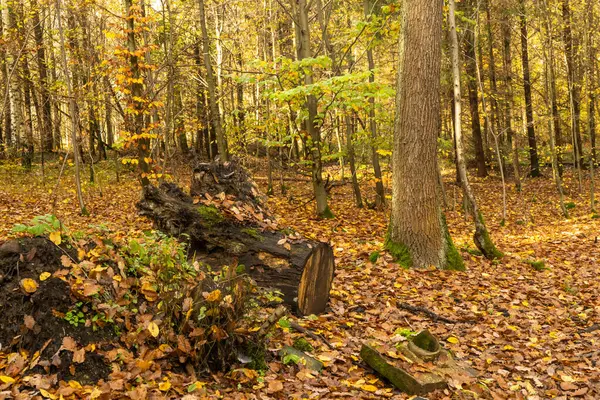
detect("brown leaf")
[61,336,78,352]
[24,315,35,329]
[267,380,284,393]
[72,348,85,364]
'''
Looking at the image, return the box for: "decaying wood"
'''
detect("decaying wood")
[137,181,335,316]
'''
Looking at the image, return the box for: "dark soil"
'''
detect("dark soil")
[0,237,112,384]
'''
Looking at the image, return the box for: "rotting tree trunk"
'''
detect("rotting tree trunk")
[386,0,463,271]
[449,0,502,260]
[519,0,540,177]
[138,178,335,316]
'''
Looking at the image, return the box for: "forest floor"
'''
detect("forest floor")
[0,158,599,399]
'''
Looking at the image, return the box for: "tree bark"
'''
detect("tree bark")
[387,0,463,270]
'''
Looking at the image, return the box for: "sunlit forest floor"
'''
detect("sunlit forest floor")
[1,158,599,399]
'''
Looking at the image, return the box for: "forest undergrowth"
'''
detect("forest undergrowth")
[0,159,598,399]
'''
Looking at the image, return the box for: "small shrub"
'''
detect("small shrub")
[565,202,576,210]
[368,251,380,263]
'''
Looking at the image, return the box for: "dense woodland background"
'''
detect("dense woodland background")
[1,0,598,210]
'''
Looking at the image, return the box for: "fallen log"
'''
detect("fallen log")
[137,182,335,316]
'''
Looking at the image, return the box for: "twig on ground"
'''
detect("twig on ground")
[397,302,475,324]
[290,321,335,350]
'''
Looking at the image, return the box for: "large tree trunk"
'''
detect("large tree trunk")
[386,0,463,270]
[519,0,540,177]
[137,164,335,316]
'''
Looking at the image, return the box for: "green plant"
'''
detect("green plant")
[369,251,380,263]
[13,214,63,236]
[65,302,86,327]
[526,259,547,271]
[565,202,576,210]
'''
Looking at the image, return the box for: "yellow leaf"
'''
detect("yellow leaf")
[0,376,15,384]
[447,336,460,344]
[40,272,51,281]
[20,278,39,294]
[68,380,82,389]
[361,384,378,392]
[205,289,222,302]
[158,380,171,391]
[148,321,159,338]
[39,389,58,399]
[90,387,103,400]
[49,231,62,245]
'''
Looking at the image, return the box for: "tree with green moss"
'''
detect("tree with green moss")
[448,0,502,260]
[386,0,463,270]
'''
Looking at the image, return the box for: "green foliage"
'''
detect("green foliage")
[282,353,302,366]
[384,233,412,268]
[293,337,314,352]
[442,214,465,271]
[565,202,576,210]
[241,228,262,241]
[369,251,380,263]
[527,259,547,271]
[197,205,225,226]
[64,302,86,327]
[12,214,62,236]
[278,317,292,329]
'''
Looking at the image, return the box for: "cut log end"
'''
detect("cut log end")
[297,243,335,315]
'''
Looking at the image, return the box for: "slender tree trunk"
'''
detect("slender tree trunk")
[485,2,502,171]
[31,0,53,153]
[56,0,86,215]
[198,0,227,161]
[386,0,463,270]
[346,114,363,208]
[21,58,35,170]
[562,0,584,175]
[542,1,569,218]
[449,0,501,259]
[501,14,521,191]
[295,0,331,218]
[519,0,540,177]
[124,0,150,187]
[463,0,487,177]
[0,7,11,154]
[364,0,385,208]
[586,0,596,211]
[7,1,24,153]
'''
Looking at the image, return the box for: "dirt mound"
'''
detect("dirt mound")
[0,238,112,384]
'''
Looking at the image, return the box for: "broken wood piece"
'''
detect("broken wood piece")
[360,344,447,395]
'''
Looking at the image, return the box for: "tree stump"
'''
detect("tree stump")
[137,180,335,316]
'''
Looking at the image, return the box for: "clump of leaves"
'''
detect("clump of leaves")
[64,302,86,327]
[565,202,576,210]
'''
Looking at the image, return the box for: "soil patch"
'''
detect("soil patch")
[0,237,112,383]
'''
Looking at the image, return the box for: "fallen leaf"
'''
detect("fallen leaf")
[49,231,62,245]
[267,380,284,393]
[39,272,51,281]
[0,376,15,384]
[20,278,38,294]
[148,321,160,337]
[24,315,35,329]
